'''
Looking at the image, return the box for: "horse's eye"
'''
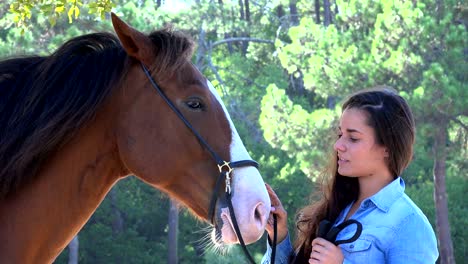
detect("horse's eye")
[185,98,204,110]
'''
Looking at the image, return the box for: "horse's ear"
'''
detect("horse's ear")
[111,13,154,66]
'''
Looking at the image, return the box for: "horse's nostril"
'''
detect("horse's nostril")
[254,203,267,225]
[255,206,261,221]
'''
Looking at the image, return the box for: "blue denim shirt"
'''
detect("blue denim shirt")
[262,177,439,263]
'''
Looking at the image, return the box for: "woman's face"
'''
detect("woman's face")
[334,107,389,178]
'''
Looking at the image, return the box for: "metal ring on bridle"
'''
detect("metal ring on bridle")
[218,161,233,193]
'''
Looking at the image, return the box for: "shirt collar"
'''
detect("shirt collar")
[368,177,405,213]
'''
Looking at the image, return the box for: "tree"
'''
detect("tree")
[407,2,467,262]
[168,199,179,264]
[433,116,454,263]
[67,236,79,264]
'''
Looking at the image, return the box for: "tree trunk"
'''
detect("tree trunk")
[195,28,206,69]
[109,188,124,234]
[276,4,285,20]
[433,116,455,264]
[289,0,299,26]
[323,0,331,26]
[68,235,79,264]
[238,0,245,20]
[288,70,305,96]
[217,0,234,54]
[244,0,251,23]
[314,0,321,24]
[168,198,179,264]
[287,1,304,101]
[239,0,251,56]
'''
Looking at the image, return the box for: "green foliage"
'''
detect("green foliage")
[406,175,467,263]
[78,178,169,263]
[203,246,250,263]
[8,0,114,29]
[2,0,466,262]
[260,84,337,179]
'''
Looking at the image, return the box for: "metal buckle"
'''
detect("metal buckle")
[218,161,233,194]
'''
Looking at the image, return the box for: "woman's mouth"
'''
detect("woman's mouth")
[338,157,348,165]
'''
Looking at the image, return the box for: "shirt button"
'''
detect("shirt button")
[350,244,354,249]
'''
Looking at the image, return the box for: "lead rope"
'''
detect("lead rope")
[141,63,277,264]
[226,193,277,264]
[272,214,277,263]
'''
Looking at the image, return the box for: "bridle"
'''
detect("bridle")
[141,63,277,264]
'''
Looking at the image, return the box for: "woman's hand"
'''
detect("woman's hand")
[265,183,288,243]
[309,238,344,264]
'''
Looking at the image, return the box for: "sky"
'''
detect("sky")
[159,0,191,12]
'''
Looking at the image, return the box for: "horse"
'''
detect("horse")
[0,13,271,263]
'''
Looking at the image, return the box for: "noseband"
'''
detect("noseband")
[141,63,276,263]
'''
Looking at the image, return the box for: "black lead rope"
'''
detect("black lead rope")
[318,219,363,245]
[290,219,362,263]
[141,63,277,264]
[226,192,277,264]
[271,214,278,263]
[226,192,256,263]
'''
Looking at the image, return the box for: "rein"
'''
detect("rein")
[141,63,277,264]
[318,219,362,245]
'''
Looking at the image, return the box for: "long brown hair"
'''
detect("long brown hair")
[292,87,415,261]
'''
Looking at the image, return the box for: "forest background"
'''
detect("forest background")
[1,0,466,263]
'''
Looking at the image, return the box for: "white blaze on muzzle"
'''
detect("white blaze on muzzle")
[206,80,271,245]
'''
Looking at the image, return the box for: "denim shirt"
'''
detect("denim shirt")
[262,177,439,263]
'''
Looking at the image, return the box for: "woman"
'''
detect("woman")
[262,87,439,263]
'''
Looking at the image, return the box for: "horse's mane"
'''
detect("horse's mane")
[0,27,194,198]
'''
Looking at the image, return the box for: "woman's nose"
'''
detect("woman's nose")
[334,137,345,152]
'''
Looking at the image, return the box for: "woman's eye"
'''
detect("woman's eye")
[350,138,358,142]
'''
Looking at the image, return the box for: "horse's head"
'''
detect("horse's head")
[110,14,270,245]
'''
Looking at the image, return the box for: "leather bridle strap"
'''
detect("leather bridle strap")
[141,63,224,165]
[210,162,277,264]
[208,160,260,224]
[140,63,277,264]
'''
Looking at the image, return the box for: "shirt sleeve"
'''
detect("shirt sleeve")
[261,233,294,264]
[386,212,439,263]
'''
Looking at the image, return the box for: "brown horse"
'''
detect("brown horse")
[0,14,270,263]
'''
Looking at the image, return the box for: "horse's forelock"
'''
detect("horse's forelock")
[147,27,195,82]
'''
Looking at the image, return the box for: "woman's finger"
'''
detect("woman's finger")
[265,183,282,206]
[264,183,289,242]
[311,237,331,248]
[309,250,321,263]
[265,184,286,218]
[310,238,344,264]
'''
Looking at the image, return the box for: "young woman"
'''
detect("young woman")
[262,87,438,263]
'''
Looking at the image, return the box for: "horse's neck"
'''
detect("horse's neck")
[0,107,127,263]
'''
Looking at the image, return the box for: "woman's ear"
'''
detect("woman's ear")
[383,148,390,158]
